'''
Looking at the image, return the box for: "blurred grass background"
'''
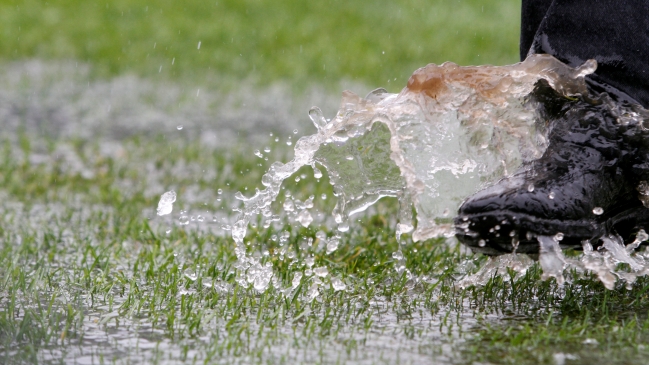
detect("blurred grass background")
[0,0,520,90]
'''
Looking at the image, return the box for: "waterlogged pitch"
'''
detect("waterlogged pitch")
[3,1,649,364]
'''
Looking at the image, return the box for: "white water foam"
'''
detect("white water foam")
[456,230,649,290]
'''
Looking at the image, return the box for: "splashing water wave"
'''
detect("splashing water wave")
[231,54,649,291]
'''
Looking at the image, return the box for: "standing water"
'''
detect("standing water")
[226,53,649,291]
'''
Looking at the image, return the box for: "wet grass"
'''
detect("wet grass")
[2,135,649,364]
[3,0,649,363]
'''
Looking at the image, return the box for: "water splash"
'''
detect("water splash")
[229,54,649,291]
[456,253,534,288]
[538,235,567,285]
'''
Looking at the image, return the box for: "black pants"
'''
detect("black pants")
[521,0,649,108]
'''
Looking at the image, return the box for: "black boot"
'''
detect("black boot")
[455,82,649,256]
[455,0,649,256]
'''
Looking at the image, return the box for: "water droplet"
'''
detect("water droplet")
[305,196,315,208]
[293,129,298,134]
[279,231,290,243]
[637,181,649,195]
[331,276,346,291]
[157,191,176,216]
[306,283,319,301]
[314,266,328,277]
[478,239,486,247]
[292,272,303,289]
[305,256,315,268]
[527,184,534,192]
[308,107,328,130]
[554,232,564,241]
[179,215,190,225]
[177,125,184,130]
[326,237,339,254]
[392,250,404,260]
[593,207,603,215]
[297,210,313,227]
[548,191,555,199]
[313,166,323,179]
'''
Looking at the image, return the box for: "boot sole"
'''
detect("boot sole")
[455,205,649,255]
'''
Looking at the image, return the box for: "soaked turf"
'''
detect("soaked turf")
[3,0,649,364]
[3,92,649,364]
[2,146,649,364]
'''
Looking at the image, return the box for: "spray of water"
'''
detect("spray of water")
[230,54,649,291]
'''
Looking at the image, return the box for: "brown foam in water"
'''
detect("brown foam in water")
[406,55,594,102]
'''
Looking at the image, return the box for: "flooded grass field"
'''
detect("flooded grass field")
[2,1,649,364]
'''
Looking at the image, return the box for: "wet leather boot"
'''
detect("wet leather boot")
[455,82,649,256]
[454,0,649,256]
